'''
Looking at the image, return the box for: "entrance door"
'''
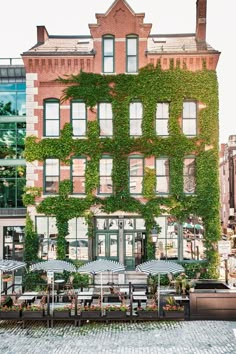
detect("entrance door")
[124,233,135,269]
[125,232,146,269]
[96,233,119,261]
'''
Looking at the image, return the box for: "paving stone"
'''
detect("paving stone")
[0,320,236,353]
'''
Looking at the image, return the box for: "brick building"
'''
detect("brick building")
[21,0,221,272]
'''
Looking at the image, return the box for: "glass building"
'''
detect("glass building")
[0,58,26,261]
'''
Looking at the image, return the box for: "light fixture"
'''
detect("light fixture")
[151,227,158,243]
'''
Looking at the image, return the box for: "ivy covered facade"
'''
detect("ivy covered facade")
[22,0,221,276]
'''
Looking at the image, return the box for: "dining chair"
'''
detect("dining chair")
[167,273,176,288]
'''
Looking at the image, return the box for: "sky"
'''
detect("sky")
[1,0,235,145]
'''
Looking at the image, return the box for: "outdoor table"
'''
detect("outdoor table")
[133,291,146,295]
[22,291,39,296]
[132,294,147,308]
[54,279,65,294]
[77,293,93,306]
[119,287,129,293]
[174,296,189,303]
[174,296,190,318]
[18,295,36,305]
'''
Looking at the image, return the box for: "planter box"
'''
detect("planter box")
[53,310,71,318]
[0,311,21,319]
[105,311,127,319]
[22,310,45,319]
[163,311,184,319]
[137,311,159,319]
[81,311,101,319]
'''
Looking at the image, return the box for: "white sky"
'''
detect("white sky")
[1,0,235,145]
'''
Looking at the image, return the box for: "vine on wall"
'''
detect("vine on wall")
[24,65,220,275]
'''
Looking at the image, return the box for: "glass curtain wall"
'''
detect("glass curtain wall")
[0,81,26,208]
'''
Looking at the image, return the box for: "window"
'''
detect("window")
[0,121,26,159]
[3,226,25,261]
[183,216,205,260]
[66,218,88,260]
[156,158,169,194]
[154,216,178,260]
[99,103,113,136]
[99,157,113,194]
[129,101,143,136]
[126,36,138,73]
[0,165,26,208]
[36,216,58,260]
[156,103,169,136]
[44,99,60,137]
[0,83,26,117]
[44,159,59,194]
[72,157,86,194]
[183,157,196,194]
[103,35,114,73]
[71,101,86,136]
[129,157,143,194]
[182,101,197,136]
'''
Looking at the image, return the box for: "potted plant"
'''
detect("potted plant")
[162,296,184,319]
[53,305,72,318]
[0,305,22,319]
[22,304,45,318]
[105,304,129,319]
[229,271,236,278]
[175,273,188,295]
[136,303,159,319]
[2,274,12,282]
[80,304,102,319]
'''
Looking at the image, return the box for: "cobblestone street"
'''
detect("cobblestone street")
[0,320,236,353]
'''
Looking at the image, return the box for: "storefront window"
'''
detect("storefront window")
[3,226,25,261]
[36,216,88,261]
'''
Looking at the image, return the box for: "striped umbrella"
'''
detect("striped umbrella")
[78,259,125,300]
[136,260,185,315]
[30,260,76,273]
[30,260,76,312]
[0,259,27,304]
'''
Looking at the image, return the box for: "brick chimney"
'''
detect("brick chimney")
[37,26,49,44]
[196,0,207,42]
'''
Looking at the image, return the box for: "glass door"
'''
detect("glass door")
[97,233,118,261]
[124,233,135,269]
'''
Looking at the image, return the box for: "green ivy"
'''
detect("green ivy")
[24,65,220,270]
[23,213,39,264]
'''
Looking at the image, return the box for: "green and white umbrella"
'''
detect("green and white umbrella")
[78,259,125,300]
[0,259,26,304]
[30,260,76,312]
[30,260,76,273]
[136,260,185,315]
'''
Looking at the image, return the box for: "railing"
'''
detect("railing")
[0,58,24,66]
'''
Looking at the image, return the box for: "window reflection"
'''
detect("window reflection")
[4,226,25,261]
[37,216,88,261]
[125,234,133,256]
[182,216,205,260]
[0,83,26,117]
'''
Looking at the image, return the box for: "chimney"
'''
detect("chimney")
[196,0,207,42]
[37,26,49,44]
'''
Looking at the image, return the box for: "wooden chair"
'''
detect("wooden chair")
[167,273,176,288]
[64,275,74,291]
